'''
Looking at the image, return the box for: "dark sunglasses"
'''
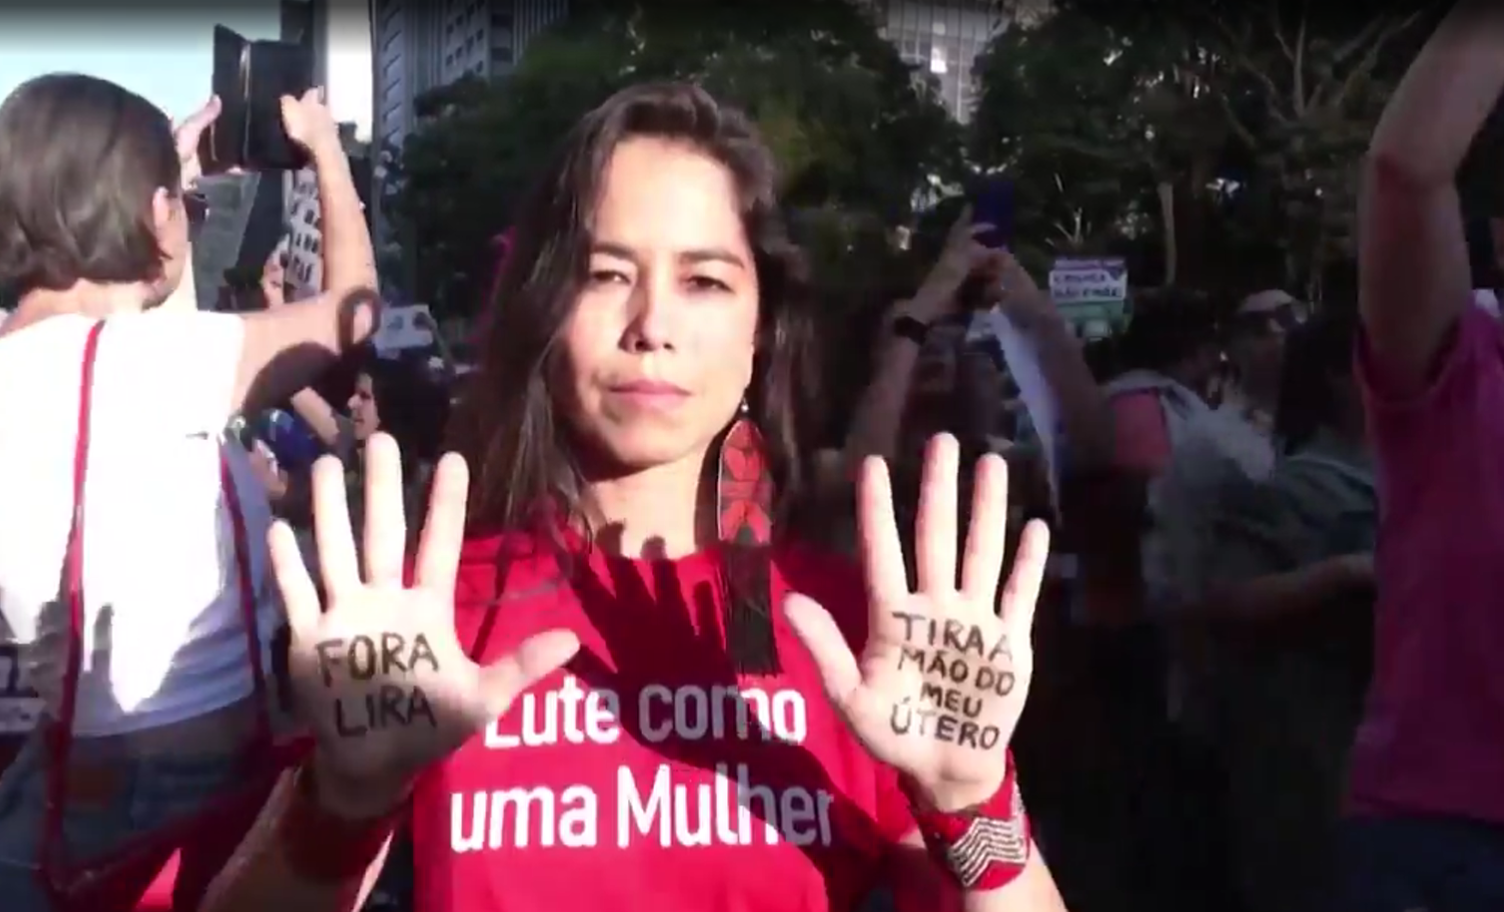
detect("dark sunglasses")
[1231,301,1306,335]
[184,191,209,225]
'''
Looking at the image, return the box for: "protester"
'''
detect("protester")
[1223,289,1301,434]
[1343,3,1504,908]
[1206,310,1375,912]
[1086,291,1222,624]
[842,210,1001,479]
[252,275,449,542]
[0,74,378,911]
[245,246,328,479]
[1069,291,1223,911]
[340,349,450,535]
[846,213,1108,484]
[1126,287,1290,911]
[200,82,1064,912]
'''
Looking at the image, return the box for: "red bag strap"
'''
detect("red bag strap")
[45,321,106,765]
[40,321,270,877]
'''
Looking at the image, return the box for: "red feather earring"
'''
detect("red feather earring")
[716,398,779,676]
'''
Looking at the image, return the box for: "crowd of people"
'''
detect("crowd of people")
[0,3,1501,911]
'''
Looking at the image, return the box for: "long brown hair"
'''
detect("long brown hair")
[449,82,823,552]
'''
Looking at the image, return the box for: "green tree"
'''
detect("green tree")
[969,9,1163,273]
[381,30,635,313]
[973,1,1427,297]
[383,1,960,314]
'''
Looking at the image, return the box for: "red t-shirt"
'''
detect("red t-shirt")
[409,533,940,912]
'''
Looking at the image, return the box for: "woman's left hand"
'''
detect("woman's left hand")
[989,249,1055,329]
[786,433,1049,810]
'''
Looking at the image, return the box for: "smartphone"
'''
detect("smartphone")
[971,176,1014,250]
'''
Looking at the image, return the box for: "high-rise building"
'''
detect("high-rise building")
[282,0,375,141]
[371,0,569,154]
[862,1,1007,123]
[369,0,567,277]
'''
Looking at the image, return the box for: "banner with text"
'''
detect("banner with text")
[1048,256,1128,330]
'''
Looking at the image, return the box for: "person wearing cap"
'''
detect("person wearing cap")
[1204,309,1376,912]
[1224,289,1305,433]
[1147,287,1300,623]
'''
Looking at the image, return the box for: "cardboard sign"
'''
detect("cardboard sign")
[1048,256,1128,324]
[373,304,437,354]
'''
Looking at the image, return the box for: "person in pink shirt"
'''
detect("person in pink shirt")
[1345,4,1504,909]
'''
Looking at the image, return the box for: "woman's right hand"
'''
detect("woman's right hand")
[911,205,1001,318]
[268,433,580,814]
[279,87,342,158]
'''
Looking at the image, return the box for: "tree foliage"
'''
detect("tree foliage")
[973,0,1436,300]
[383,0,961,315]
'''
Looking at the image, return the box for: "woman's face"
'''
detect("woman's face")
[147,187,192,304]
[558,137,759,475]
[348,373,380,442]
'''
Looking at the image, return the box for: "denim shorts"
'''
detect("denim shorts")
[1339,814,1504,912]
[0,732,241,912]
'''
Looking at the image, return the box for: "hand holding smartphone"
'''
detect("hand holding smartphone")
[971,176,1014,250]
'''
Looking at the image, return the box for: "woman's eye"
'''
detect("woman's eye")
[588,268,629,286]
[687,275,731,293]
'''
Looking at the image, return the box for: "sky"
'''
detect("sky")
[0,6,282,122]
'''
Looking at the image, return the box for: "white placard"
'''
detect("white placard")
[1048,256,1128,317]
[374,304,436,354]
[968,309,1061,508]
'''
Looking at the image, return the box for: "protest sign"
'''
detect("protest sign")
[1048,256,1128,327]
[373,304,437,355]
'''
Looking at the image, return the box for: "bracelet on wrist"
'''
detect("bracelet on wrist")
[900,752,1031,892]
[277,760,406,883]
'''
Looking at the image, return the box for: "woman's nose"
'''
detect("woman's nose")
[624,278,679,352]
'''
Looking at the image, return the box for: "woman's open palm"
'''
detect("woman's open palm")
[786,434,1048,804]
[268,434,579,790]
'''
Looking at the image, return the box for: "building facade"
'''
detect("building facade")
[281,0,374,141]
[368,0,567,277]
[371,0,569,154]
[863,0,1007,123]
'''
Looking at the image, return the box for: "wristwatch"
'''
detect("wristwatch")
[892,314,931,345]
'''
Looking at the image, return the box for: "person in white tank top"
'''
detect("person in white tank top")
[0,74,380,912]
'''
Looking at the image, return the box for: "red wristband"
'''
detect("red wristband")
[277,761,404,883]
[901,752,1031,891]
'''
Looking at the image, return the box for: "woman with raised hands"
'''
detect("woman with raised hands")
[204,82,1067,912]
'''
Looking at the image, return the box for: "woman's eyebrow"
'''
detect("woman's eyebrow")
[590,240,746,269]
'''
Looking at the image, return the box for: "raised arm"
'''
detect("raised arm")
[1360,2,1504,388]
[203,442,580,912]
[844,210,996,472]
[234,89,379,415]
